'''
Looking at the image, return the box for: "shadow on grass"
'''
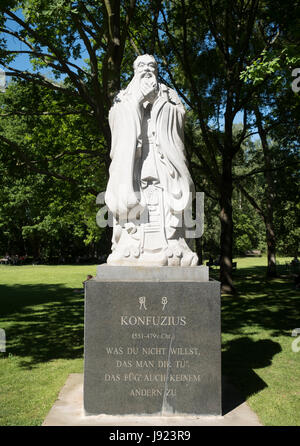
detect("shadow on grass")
[0,283,84,369]
[218,265,300,337]
[222,337,282,414]
[1,263,298,403]
[217,264,298,408]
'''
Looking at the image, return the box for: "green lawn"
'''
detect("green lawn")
[0,258,299,425]
[0,264,95,426]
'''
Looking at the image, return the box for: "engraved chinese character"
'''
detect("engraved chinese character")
[139,296,147,310]
[161,296,168,311]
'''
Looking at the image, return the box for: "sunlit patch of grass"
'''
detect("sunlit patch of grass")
[0,264,96,425]
[220,256,300,426]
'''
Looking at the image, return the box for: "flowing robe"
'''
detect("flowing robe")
[105,83,194,227]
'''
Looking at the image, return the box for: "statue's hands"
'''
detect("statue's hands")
[167,88,180,105]
[140,79,158,103]
[135,73,158,105]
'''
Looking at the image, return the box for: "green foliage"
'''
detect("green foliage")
[240,47,300,87]
[233,210,264,255]
[240,0,300,88]
[276,202,300,256]
[275,172,300,257]
[202,197,221,259]
[0,0,299,269]
[0,80,107,258]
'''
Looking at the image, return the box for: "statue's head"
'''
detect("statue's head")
[133,54,158,79]
[121,54,158,101]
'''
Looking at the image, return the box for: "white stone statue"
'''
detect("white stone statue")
[105,54,198,266]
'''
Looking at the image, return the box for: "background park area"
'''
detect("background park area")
[0,0,299,427]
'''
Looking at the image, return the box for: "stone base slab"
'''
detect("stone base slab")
[84,273,220,415]
[42,374,262,426]
[96,264,209,282]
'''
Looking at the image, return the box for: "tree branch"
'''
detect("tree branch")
[3,64,78,97]
[5,11,93,105]
[234,180,265,218]
[0,110,93,117]
[234,160,300,180]
[0,47,90,78]
[0,134,98,195]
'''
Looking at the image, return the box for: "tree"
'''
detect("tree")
[0,79,107,259]
[0,1,141,257]
[0,1,138,169]
[236,0,300,274]
[136,0,300,290]
[0,1,299,287]
[141,1,277,290]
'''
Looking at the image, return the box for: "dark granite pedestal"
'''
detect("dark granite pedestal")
[84,265,221,416]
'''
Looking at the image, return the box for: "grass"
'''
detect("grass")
[212,255,300,426]
[0,258,299,425]
[0,264,96,426]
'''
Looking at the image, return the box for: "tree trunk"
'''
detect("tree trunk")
[219,154,235,293]
[266,220,277,277]
[255,105,277,277]
[236,181,278,277]
[195,236,203,265]
[103,0,123,107]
